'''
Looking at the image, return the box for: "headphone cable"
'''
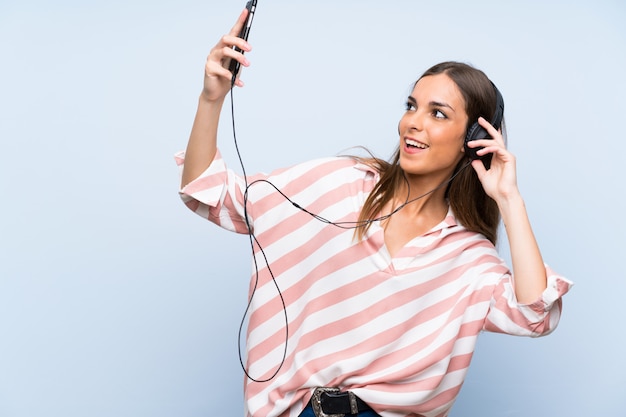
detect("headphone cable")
[228,81,470,382]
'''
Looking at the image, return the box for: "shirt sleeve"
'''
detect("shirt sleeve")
[175,149,251,234]
[483,265,573,337]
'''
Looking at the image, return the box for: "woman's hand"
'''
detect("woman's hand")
[201,8,252,102]
[468,117,519,203]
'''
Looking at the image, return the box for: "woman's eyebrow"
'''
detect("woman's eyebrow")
[407,96,455,112]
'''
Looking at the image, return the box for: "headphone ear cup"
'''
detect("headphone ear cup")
[464,122,482,156]
[465,81,504,170]
[464,122,493,169]
[465,121,478,141]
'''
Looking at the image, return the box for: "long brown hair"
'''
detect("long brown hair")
[354,61,503,245]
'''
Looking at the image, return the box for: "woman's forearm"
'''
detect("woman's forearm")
[498,192,547,304]
[181,94,224,188]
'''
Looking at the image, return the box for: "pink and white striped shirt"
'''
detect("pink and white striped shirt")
[176,150,571,417]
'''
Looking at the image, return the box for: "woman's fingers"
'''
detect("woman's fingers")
[202,9,253,92]
[466,118,506,156]
[478,116,504,145]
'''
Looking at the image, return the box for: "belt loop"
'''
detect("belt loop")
[347,391,358,415]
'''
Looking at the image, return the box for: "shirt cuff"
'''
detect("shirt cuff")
[175,149,227,208]
[521,265,573,317]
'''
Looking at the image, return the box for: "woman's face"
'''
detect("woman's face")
[398,73,469,178]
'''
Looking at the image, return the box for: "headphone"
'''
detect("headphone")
[464,82,505,169]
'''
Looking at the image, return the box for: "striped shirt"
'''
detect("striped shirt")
[176,150,571,417]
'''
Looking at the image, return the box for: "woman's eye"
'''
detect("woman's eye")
[433,109,446,119]
[405,102,416,111]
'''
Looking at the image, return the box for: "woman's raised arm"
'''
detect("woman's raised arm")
[181,8,252,188]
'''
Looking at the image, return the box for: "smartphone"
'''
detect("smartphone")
[229,0,257,79]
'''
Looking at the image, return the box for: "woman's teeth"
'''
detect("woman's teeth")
[406,138,428,149]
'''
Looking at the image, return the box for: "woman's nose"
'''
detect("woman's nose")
[407,110,425,131]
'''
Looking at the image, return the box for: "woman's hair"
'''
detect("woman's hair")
[354,61,503,245]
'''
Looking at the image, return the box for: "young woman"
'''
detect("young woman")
[176,9,572,417]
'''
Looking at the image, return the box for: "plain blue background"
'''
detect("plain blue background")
[1,0,625,416]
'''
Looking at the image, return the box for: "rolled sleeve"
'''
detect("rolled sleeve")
[177,150,228,207]
[516,266,573,334]
[485,265,573,337]
[175,150,250,234]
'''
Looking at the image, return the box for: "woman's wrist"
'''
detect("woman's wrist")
[496,190,526,225]
[199,89,225,105]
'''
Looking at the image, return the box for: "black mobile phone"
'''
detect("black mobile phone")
[229,0,257,78]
